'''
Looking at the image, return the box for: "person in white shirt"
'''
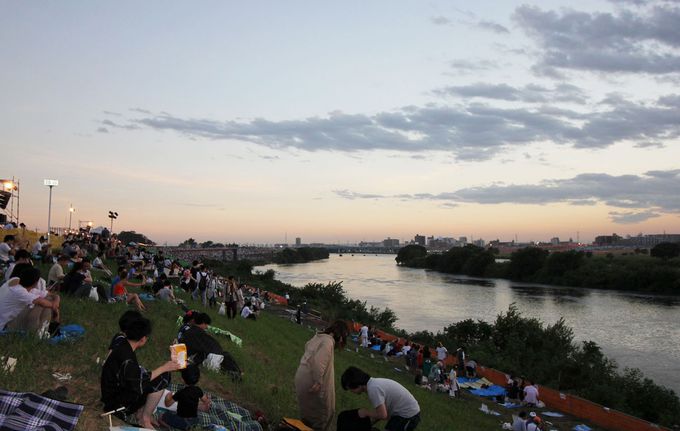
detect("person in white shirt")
[240,302,257,320]
[435,342,448,362]
[0,235,15,263]
[360,325,369,348]
[0,267,60,334]
[342,366,421,431]
[512,411,528,431]
[523,381,540,406]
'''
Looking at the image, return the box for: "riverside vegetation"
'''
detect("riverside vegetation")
[393,243,680,426]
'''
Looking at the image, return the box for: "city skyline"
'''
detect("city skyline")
[2,1,679,245]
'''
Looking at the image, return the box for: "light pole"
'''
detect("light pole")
[69,205,75,233]
[44,179,59,245]
[108,210,118,232]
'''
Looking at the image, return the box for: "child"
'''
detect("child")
[160,365,210,430]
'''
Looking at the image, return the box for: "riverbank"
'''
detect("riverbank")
[397,244,680,295]
[254,254,680,428]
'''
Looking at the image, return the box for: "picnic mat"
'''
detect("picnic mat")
[470,385,506,397]
[0,389,84,431]
[457,377,494,389]
[126,383,261,431]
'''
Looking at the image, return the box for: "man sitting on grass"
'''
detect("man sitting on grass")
[341,366,421,431]
[0,267,60,336]
[101,314,181,429]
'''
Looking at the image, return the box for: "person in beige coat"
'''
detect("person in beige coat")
[294,320,349,431]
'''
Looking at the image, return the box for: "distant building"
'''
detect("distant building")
[414,234,426,246]
[473,239,485,247]
[458,236,468,245]
[594,234,623,246]
[550,237,560,245]
[383,237,400,248]
[295,237,301,246]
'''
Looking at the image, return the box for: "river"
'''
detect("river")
[257,253,680,393]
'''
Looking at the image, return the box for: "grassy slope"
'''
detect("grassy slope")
[0,279,507,431]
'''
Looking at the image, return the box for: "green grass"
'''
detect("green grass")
[0,268,551,430]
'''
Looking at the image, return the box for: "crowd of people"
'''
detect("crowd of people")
[1,227,549,431]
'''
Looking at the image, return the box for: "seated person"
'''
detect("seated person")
[47,255,69,290]
[0,267,60,335]
[4,249,31,283]
[92,251,112,276]
[178,312,242,380]
[152,273,168,294]
[61,262,93,298]
[178,309,199,341]
[428,361,445,384]
[240,302,257,320]
[341,366,421,431]
[108,310,144,355]
[159,365,211,430]
[111,267,145,311]
[156,280,176,302]
[100,315,181,429]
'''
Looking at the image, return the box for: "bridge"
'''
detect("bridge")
[159,246,276,263]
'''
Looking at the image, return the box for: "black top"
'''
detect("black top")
[108,332,127,351]
[62,272,85,295]
[101,341,150,412]
[173,385,204,418]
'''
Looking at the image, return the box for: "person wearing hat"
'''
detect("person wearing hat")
[526,412,543,431]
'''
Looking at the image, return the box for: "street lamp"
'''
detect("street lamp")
[69,205,75,233]
[108,210,118,232]
[44,179,59,245]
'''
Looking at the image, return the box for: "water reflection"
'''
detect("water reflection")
[257,254,680,393]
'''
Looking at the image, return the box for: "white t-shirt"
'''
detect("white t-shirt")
[0,242,11,262]
[524,385,539,404]
[32,241,43,255]
[0,283,40,329]
[436,346,448,361]
[401,345,411,354]
[366,377,420,419]
[241,305,253,318]
[360,325,369,337]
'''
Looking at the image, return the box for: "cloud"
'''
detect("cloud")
[609,210,661,223]
[448,59,499,72]
[476,20,510,34]
[333,170,680,222]
[433,82,587,103]
[96,127,109,133]
[514,3,680,75]
[110,94,680,160]
[430,16,451,26]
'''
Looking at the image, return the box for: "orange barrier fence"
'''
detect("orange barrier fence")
[347,320,669,431]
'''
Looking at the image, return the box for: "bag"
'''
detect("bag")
[218,303,226,315]
[198,274,208,291]
[89,286,99,302]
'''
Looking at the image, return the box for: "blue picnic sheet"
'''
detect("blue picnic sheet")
[48,324,85,344]
[470,385,506,397]
[456,377,479,384]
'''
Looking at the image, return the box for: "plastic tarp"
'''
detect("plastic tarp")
[469,385,506,397]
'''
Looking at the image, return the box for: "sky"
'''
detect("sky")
[1,0,679,245]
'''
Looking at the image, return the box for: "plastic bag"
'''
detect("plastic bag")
[89,286,99,302]
[218,303,226,315]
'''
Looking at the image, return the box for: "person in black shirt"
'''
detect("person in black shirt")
[107,310,143,355]
[100,315,181,429]
[160,365,211,430]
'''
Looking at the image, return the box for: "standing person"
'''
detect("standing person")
[225,276,238,319]
[435,342,448,363]
[193,265,208,306]
[359,324,369,348]
[341,366,421,431]
[456,347,466,376]
[295,320,349,431]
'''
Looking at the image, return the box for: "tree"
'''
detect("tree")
[650,242,680,260]
[117,231,154,245]
[395,244,427,265]
[178,238,197,248]
[508,247,549,280]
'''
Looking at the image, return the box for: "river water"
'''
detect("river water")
[257,253,680,393]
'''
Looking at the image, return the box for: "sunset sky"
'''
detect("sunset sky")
[2,0,679,245]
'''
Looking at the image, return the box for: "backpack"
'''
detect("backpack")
[198,273,208,291]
